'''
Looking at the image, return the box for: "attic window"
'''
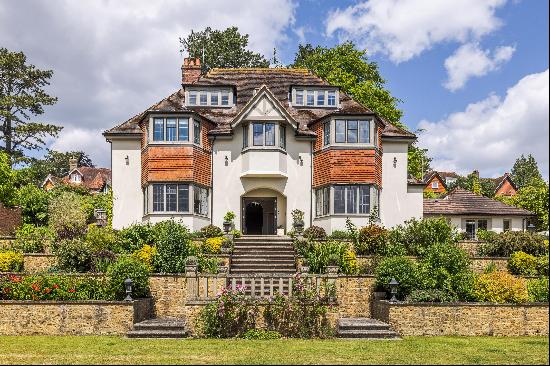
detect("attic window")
[186,88,233,107]
[292,88,338,107]
[71,173,81,183]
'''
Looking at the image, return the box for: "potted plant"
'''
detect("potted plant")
[220,237,233,254]
[277,224,285,236]
[291,209,305,234]
[223,211,235,233]
[300,259,310,274]
[326,253,340,274]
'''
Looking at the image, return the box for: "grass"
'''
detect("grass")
[0,336,548,365]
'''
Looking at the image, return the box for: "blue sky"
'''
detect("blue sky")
[0,0,548,178]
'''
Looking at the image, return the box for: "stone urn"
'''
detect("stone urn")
[326,265,339,274]
[223,220,232,233]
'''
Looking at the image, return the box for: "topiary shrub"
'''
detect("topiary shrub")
[202,237,224,254]
[527,277,549,302]
[12,224,55,253]
[116,222,155,253]
[355,225,389,255]
[132,244,157,272]
[54,238,93,272]
[473,272,528,304]
[48,191,88,239]
[375,256,418,300]
[200,224,223,238]
[508,251,538,276]
[303,226,327,240]
[477,231,548,257]
[0,250,24,272]
[152,220,191,273]
[107,255,150,300]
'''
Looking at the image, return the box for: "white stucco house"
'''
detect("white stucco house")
[103,58,423,234]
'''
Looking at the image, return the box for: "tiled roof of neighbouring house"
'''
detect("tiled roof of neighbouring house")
[43,167,112,192]
[104,68,415,140]
[423,188,533,216]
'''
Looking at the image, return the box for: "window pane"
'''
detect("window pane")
[477,220,488,231]
[153,118,164,141]
[178,184,189,212]
[178,118,189,141]
[221,91,229,105]
[317,91,325,106]
[279,125,286,149]
[194,121,200,144]
[359,120,370,143]
[166,118,177,141]
[359,186,370,214]
[166,184,177,211]
[194,186,208,215]
[465,220,476,240]
[347,120,358,143]
[328,91,336,106]
[335,120,346,143]
[200,92,207,106]
[323,122,330,146]
[211,92,219,106]
[307,91,315,106]
[323,187,330,215]
[503,219,511,231]
[253,123,264,146]
[295,90,304,105]
[153,184,164,212]
[346,186,357,214]
[265,123,275,146]
[243,125,249,148]
[188,92,197,105]
[334,186,345,214]
[316,189,322,217]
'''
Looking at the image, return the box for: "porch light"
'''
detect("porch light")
[527,223,536,233]
[124,278,133,301]
[298,156,303,166]
[225,155,229,166]
[125,155,129,165]
[389,278,399,303]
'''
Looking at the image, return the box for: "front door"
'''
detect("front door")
[242,197,277,235]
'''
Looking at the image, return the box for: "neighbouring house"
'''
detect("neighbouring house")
[423,171,448,195]
[41,158,112,194]
[423,188,533,239]
[492,172,518,197]
[423,170,518,197]
[103,58,423,233]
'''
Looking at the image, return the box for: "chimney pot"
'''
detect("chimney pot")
[182,57,202,84]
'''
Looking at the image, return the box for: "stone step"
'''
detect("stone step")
[231,264,296,271]
[133,319,187,331]
[236,235,292,241]
[336,329,401,339]
[230,268,296,274]
[335,318,401,339]
[231,257,295,263]
[127,329,188,338]
[233,245,294,250]
[337,318,391,331]
[232,254,295,259]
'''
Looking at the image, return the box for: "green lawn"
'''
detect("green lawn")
[0,336,548,365]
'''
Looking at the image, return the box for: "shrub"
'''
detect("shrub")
[477,231,548,257]
[508,251,538,276]
[197,255,220,274]
[303,240,353,274]
[48,192,88,239]
[527,277,549,302]
[405,289,455,303]
[116,222,156,253]
[90,250,117,273]
[375,256,418,300]
[390,217,459,256]
[16,184,50,226]
[473,272,529,304]
[85,224,118,253]
[132,244,157,272]
[200,225,223,238]
[54,239,93,272]
[329,230,350,240]
[355,225,389,255]
[241,329,282,340]
[153,220,191,273]
[197,286,258,338]
[476,229,498,243]
[0,274,114,301]
[303,226,327,240]
[341,249,357,275]
[0,250,24,272]
[202,237,224,254]
[106,256,150,300]
[536,255,549,276]
[12,224,55,253]
[223,211,236,222]
[230,229,241,238]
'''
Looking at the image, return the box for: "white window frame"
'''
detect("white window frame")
[146,183,207,217]
[185,88,234,107]
[331,184,378,216]
[243,121,286,151]
[149,116,196,145]
[329,118,376,147]
[291,88,339,108]
[71,173,81,183]
[432,181,439,189]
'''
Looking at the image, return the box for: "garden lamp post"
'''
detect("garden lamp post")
[389,278,399,303]
[124,278,133,301]
[527,223,536,233]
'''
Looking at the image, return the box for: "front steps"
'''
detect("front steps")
[127,318,189,338]
[336,318,401,340]
[230,236,296,275]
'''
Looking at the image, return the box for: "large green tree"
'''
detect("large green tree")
[180,27,269,72]
[0,150,17,206]
[0,48,62,164]
[447,172,497,198]
[511,154,543,189]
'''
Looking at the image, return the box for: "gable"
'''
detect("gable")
[243,95,284,120]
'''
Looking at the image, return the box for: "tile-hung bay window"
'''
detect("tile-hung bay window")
[194,186,208,216]
[193,121,201,144]
[333,185,376,215]
[323,122,330,146]
[334,119,371,144]
[152,117,191,142]
[152,184,190,212]
[315,186,330,217]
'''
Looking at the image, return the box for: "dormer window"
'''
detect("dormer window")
[292,88,339,107]
[186,88,234,107]
[324,118,376,147]
[71,173,81,183]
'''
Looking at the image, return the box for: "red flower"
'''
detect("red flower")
[3,287,10,294]
[53,284,59,289]
[43,287,52,294]
[31,283,40,292]
[8,275,21,283]
[68,289,76,293]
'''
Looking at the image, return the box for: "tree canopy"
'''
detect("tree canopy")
[511,154,543,189]
[180,27,269,73]
[0,48,61,164]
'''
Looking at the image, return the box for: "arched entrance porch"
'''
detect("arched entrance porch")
[241,188,287,235]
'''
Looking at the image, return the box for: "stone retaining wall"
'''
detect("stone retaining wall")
[23,254,56,273]
[0,298,152,335]
[372,300,549,336]
[356,256,508,274]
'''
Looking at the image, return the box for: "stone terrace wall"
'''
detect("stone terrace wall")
[23,254,56,273]
[372,300,549,336]
[0,299,152,335]
[336,276,376,318]
[356,256,509,274]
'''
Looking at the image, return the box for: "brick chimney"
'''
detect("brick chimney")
[181,58,202,84]
[69,158,78,171]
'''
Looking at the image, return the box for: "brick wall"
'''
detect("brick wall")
[372,300,549,336]
[0,204,22,236]
[495,179,517,196]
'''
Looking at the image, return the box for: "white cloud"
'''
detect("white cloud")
[50,128,109,167]
[325,0,507,63]
[443,43,515,91]
[0,0,296,166]
[418,69,549,179]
